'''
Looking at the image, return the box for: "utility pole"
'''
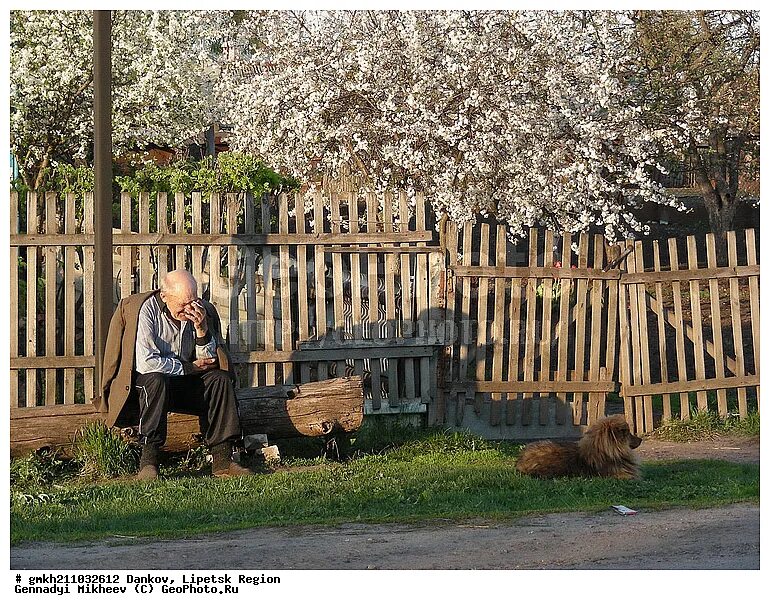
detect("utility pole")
[93,10,113,392]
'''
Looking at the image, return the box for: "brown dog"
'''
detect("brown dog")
[515,415,642,479]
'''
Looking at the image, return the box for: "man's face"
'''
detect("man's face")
[160,289,198,322]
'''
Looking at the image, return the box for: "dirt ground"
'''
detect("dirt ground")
[10,436,760,570]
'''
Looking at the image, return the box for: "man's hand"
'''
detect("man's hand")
[191,357,219,372]
[183,300,209,336]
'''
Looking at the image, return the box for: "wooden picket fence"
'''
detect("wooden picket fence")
[8,189,760,453]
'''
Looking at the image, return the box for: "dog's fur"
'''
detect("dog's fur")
[515,415,642,479]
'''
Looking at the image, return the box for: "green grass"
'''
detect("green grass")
[10,427,759,545]
[650,411,760,442]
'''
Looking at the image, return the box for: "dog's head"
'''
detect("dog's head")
[603,415,642,448]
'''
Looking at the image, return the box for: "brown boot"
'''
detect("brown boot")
[210,442,252,477]
[136,445,160,481]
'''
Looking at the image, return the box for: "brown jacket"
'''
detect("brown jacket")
[93,291,233,428]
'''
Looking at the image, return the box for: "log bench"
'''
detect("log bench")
[10,376,365,458]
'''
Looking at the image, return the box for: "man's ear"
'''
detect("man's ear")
[159,291,168,304]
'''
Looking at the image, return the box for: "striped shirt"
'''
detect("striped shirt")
[134,293,217,375]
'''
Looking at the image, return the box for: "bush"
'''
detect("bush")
[10,449,72,489]
[72,422,139,479]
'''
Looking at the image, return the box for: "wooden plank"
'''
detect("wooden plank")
[622,375,759,397]
[587,235,606,425]
[226,194,240,351]
[156,192,169,280]
[366,193,381,409]
[63,194,76,404]
[490,225,507,426]
[191,192,203,285]
[312,191,327,380]
[555,231,572,424]
[604,239,619,382]
[438,219,457,424]
[10,191,19,408]
[745,228,759,404]
[634,241,654,433]
[174,192,186,271]
[626,241,645,433]
[383,192,399,408]
[620,265,759,284]
[668,237,690,418]
[687,235,708,412]
[399,192,415,400]
[26,192,39,407]
[452,265,622,280]
[208,193,221,326]
[328,193,346,378]
[327,245,442,254]
[705,233,727,416]
[726,231,748,417]
[537,229,553,426]
[507,267,523,426]
[139,192,153,292]
[244,193,258,352]
[295,193,312,384]
[475,222,491,416]
[279,193,293,384]
[82,192,95,402]
[10,230,436,247]
[262,195,276,382]
[456,221,473,424]
[45,192,58,405]
[652,240,672,423]
[12,355,95,369]
[232,345,435,363]
[571,232,590,425]
[453,380,618,394]
[120,192,133,298]
[616,239,635,428]
[415,194,431,406]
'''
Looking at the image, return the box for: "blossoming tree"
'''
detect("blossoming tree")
[217,10,686,241]
[10,10,232,191]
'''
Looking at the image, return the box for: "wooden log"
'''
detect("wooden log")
[10,376,364,457]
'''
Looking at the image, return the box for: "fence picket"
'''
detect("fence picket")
[538,229,554,426]
[139,193,153,292]
[490,225,507,426]
[279,193,293,384]
[667,238,690,416]
[705,234,727,416]
[652,240,672,423]
[63,194,76,404]
[555,231,572,425]
[295,193,312,384]
[11,191,19,408]
[687,235,708,412]
[745,229,759,404]
[726,232,748,417]
[45,193,58,405]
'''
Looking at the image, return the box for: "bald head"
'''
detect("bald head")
[159,270,200,321]
[161,270,198,300]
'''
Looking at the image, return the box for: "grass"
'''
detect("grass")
[650,411,760,442]
[10,424,759,545]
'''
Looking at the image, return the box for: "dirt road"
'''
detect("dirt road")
[10,436,760,570]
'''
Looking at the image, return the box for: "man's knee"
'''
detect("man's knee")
[202,368,233,385]
[136,372,170,391]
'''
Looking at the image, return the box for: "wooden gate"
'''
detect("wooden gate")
[617,229,760,434]
[440,224,623,439]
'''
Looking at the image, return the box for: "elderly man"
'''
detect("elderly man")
[97,269,251,479]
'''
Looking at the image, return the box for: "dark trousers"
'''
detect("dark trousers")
[134,369,241,448]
